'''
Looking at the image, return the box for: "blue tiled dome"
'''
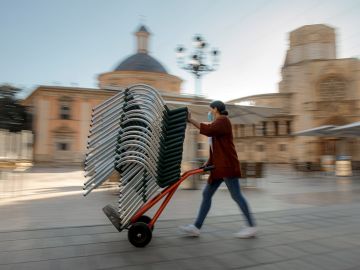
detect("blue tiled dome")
[114,53,168,74]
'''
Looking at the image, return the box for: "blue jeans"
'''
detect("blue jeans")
[194,177,255,229]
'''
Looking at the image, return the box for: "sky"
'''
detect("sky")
[1,0,360,101]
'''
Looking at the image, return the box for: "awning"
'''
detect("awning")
[293,125,338,136]
[331,121,360,136]
[293,122,360,137]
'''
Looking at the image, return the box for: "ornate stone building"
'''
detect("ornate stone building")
[22,25,209,164]
[229,24,360,164]
[22,24,360,167]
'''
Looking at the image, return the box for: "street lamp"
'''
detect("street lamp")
[175,36,219,189]
[176,35,219,96]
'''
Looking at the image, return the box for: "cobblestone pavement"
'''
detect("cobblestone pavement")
[0,165,359,231]
[0,165,359,269]
[0,203,360,270]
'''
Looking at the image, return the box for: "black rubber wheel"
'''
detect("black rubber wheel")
[128,222,152,248]
[136,215,154,231]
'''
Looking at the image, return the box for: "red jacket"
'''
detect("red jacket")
[200,115,241,183]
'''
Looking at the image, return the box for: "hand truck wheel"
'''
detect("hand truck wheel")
[128,222,152,248]
[136,215,154,231]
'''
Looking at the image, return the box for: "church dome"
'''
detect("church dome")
[98,24,182,94]
[113,25,167,74]
[114,52,168,73]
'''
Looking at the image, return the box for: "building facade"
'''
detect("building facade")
[230,24,360,164]
[23,24,360,166]
[22,25,210,164]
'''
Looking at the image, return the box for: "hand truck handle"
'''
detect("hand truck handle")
[200,165,215,172]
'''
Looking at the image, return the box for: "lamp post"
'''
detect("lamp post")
[175,36,219,189]
[176,35,219,96]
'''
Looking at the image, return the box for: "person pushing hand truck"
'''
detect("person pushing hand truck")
[180,100,257,238]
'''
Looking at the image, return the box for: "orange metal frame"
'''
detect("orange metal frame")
[129,167,206,229]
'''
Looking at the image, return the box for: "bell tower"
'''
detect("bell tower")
[285,24,336,65]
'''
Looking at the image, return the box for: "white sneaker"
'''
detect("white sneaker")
[179,224,200,237]
[234,227,257,238]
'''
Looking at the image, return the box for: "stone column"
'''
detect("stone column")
[279,120,286,136]
[268,121,275,136]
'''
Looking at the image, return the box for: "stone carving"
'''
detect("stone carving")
[316,101,356,116]
[319,76,346,101]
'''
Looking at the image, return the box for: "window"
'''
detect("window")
[197,142,206,150]
[286,121,291,135]
[253,124,256,136]
[240,125,245,137]
[256,144,264,152]
[58,143,69,151]
[279,144,287,151]
[233,125,240,138]
[274,121,279,136]
[59,96,72,120]
[262,122,267,136]
[60,105,70,119]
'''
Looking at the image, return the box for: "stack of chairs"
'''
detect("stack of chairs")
[83,90,125,196]
[83,84,188,231]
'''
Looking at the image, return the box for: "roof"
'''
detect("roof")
[227,93,291,104]
[114,53,168,73]
[166,102,283,124]
[21,85,117,105]
[292,24,334,32]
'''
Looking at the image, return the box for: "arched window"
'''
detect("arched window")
[59,96,72,120]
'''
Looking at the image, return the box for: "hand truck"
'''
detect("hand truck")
[103,165,214,247]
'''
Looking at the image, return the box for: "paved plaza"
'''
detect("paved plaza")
[0,166,359,269]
